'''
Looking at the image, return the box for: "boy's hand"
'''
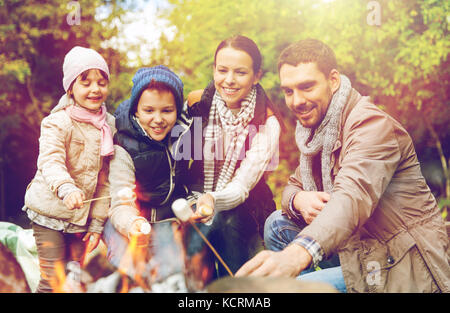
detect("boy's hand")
[129,219,151,246]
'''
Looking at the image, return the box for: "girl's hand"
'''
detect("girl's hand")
[190,194,215,224]
[63,190,85,210]
[83,232,101,254]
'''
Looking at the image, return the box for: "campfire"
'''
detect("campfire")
[0,193,338,293]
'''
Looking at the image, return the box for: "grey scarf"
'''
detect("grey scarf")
[295,75,352,192]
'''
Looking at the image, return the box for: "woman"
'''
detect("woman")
[185,35,283,284]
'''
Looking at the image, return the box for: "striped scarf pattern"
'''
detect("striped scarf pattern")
[203,86,257,192]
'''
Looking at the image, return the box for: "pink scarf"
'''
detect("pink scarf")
[65,104,114,156]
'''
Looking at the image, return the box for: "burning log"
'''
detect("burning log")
[206,276,339,293]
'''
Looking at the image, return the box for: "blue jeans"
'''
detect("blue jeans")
[264,210,347,293]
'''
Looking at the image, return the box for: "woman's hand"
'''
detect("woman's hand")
[190,193,215,224]
[82,232,101,254]
[63,190,85,210]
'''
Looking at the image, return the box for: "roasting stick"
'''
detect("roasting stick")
[82,187,137,204]
[172,199,234,277]
[189,221,234,277]
[82,195,111,203]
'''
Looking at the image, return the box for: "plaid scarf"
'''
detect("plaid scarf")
[203,86,257,192]
[295,75,352,192]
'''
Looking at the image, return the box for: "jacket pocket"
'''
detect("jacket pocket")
[360,231,415,292]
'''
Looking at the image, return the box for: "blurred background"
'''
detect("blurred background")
[0,0,448,228]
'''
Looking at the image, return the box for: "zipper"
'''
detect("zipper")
[160,117,193,205]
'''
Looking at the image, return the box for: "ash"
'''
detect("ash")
[150,273,188,293]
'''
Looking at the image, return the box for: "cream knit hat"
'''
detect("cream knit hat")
[62,46,110,92]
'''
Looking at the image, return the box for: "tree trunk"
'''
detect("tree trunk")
[423,115,449,220]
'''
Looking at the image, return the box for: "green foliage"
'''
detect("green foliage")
[0,0,448,218]
[157,0,449,212]
[0,0,136,219]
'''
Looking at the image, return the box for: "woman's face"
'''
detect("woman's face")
[213,47,261,109]
[70,69,108,111]
[135,88,177,141]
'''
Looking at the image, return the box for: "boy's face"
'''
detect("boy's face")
[135,89,177,141]
[279,62,340,129]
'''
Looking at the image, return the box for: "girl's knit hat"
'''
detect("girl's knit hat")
[129,65,184,114]
[63,46,110,92]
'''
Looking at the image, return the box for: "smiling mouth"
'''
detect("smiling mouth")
[294,105,315,115]
[87,96,102,101]
[150,126,165,134]
[222,87,240,95]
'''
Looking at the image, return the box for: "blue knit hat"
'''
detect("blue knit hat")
[129,65,184,115]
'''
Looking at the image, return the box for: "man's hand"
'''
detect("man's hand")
[190,193,215,224]
[235,244,312,278]
[293,191,330,224]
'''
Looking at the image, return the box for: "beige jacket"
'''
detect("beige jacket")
[282,89,450,292]
[24,95,116,232]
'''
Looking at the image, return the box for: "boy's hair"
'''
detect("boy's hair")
[67,69,109,95]
[129,65,184,117]
[277,39,337,76]
[146,79,175,95]
[130,79,177,115]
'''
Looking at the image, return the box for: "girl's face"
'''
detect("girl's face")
[213,47,261,109]
[70,69,108,111]
[135,88,177,142]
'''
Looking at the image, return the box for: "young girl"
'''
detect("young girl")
[24,46,115,293]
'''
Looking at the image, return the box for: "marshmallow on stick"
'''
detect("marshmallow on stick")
[140,221,151,235]
[117,187,136,203]
[171,198,193,222]
[198,204,213,217]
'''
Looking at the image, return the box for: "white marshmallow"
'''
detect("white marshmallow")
[171,198,192,222]
[117,187,136,201]
[140,222,151,235]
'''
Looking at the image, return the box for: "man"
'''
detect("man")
[235,39,450,293]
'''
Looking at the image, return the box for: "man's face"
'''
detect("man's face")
[279,62,340,129]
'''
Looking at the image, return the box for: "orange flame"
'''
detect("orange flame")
[48,261,67,293]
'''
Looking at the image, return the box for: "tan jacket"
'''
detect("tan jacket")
[282,89,450,292]
[24,95,116,231]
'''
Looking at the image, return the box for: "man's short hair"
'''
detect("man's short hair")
[277,39,337,76]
